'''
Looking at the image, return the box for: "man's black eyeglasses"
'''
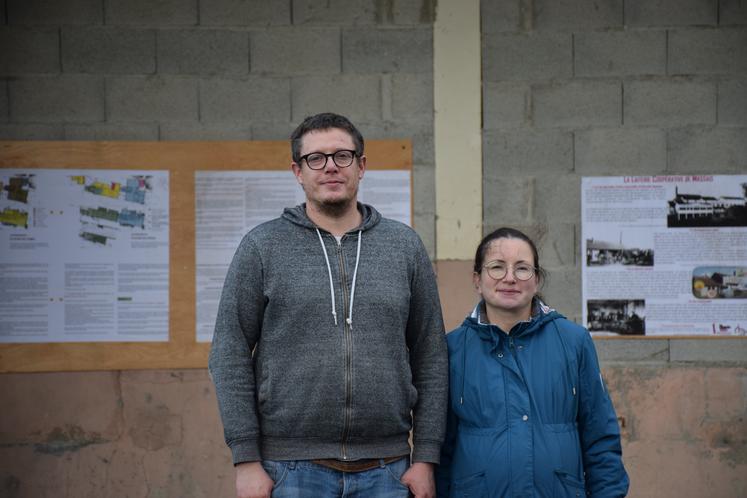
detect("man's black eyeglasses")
[299,150,358,170]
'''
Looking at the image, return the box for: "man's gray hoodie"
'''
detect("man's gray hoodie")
[209,203,448,465]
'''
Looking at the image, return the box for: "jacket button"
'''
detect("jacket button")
[497,352,503,358]
[522,415,528,421]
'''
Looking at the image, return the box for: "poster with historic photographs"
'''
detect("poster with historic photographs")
[582,175,747,337]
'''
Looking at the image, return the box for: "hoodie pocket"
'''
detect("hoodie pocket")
[553,470,586,498]
[451,471,488,498]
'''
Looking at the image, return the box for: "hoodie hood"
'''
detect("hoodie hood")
[281,202,382,233]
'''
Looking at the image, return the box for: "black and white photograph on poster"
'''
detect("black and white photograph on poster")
[692,266,747,299]
[667,179,747,227]
[587,299,645,336]
[582,174,747,336]
[586,232,654,267]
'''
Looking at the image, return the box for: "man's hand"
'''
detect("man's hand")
[401,462,435,498]
[235,461,274,498]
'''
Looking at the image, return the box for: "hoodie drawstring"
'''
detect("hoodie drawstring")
[346,231,362,328]
[316,228,362,328]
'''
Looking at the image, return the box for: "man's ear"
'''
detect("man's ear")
[357,154,366,180]
[291,162,303,184]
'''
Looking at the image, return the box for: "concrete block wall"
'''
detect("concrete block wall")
[0,0,437,254]
[481,2,747,496]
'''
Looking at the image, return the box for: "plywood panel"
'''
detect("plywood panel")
[0,140,411,372]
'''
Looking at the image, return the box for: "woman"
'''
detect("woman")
[436,227,629,498]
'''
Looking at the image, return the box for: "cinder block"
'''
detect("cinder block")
[483,32,572,82]
[575,128,667,175]
[481,0,523,34]
[251,28,340,75]
[668,126,747,172]
[533,173,582,223]
[107,76,198,122]
[355,119,434,164]
[0,81,7,120]
[62,27,155,74]
[9,75,104,122]
[390,73,432,121]
[534,0,623,30]
[624,80,716,126]
[574,30,666,77]
[720,0,747,25]
[414,211,436,260]
[7,0,102,25]
[625,0,717,26]
[483,129,573,174]
[539,222,577,268]
[249,121,296,140]
[412,162,436,218]
[292,0,378,25]
[669,28,747,75]
[200,77,290,123]
[160,122,252,140]
[290,75,380,123]
[390,0,435,25]
[343,28,432,73]
[0,123,64,139]
[413,164,436,257]
[106,0,197,26]
[483,82,528,129]
[540,267,582,318]
[483,175,534,226]
[64,123,159,140]
[670,339,747,363]
[718,79,747,125]
[158,29,248,76]
[0,27,60,75]
[200,0,291,26]
[533,81,621,127]
[593,339,670,364]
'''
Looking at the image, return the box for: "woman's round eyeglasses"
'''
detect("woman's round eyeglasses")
[482,262,536,281]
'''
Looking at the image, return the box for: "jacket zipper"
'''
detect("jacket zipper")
[336,237,353,460]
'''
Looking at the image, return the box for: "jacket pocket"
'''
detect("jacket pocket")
[553,470,586,498]
[451,471,488,498]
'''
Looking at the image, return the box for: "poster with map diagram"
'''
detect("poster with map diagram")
[0,168,169,343]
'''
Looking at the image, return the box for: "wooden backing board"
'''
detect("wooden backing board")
[0,140,412,372]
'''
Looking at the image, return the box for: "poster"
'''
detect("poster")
[0,169,169,343]
[195,169,411,342]
[582,175,747,337]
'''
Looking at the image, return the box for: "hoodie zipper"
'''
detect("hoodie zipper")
[336,237,353,460]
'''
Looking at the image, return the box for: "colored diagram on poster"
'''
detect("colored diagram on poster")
[70,174,154,247]
[0,173,35,229]
[0,168,170,343]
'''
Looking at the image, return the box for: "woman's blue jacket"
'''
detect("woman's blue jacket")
[435,301,629,498]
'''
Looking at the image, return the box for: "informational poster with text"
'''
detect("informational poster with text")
[582,174,747,337]
[0,169,170,343]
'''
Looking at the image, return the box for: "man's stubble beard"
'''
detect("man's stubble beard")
[308,184,359,219]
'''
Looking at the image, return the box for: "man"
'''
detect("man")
[209,112,448,498]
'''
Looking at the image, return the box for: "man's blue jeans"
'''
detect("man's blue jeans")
[261,458,411,497]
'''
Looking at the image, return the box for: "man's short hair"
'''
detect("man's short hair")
[290,112,365,164]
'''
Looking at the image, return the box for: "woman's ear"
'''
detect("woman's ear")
[472,272,481,293]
